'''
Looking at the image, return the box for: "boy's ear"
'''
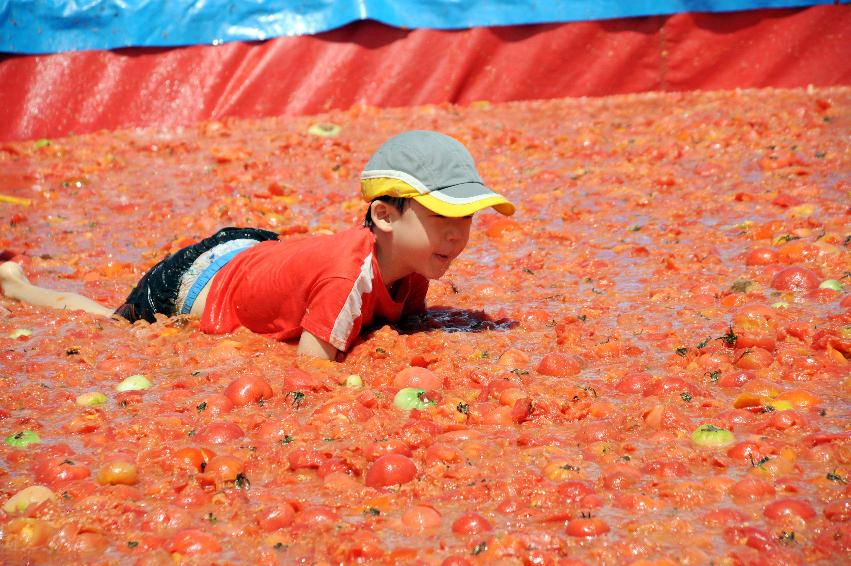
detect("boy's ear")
[370,200,398,232]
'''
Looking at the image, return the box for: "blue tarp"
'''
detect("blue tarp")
[0,0,841,54]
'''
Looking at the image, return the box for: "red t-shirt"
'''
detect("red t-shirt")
[201,226,428,351]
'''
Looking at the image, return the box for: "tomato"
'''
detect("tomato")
[744,247,778,265]
[194,421,244,444]
[224,375,274,407]
[717,370,754,388]
[166,529,222,555]
[730,477,775,501]
[203,455,244,482]
[96,460,138,485]
[536,352,583,377]
[565,517,609,537]
[362,439,412,461]
[733,346,773,369]
[256,501,296,531]
[394,366,443,390]
[195,393,234,415]
[451,512,492,535]
[294,506,340,530]
[32,457,91,487]
[401,504,442,532]
[763,498,816,521]
[365,454,417,488]
[172,447,214,472]
[770,266,820,292]
[824,499,851,522]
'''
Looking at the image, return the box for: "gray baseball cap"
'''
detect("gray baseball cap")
[360,130,515,217]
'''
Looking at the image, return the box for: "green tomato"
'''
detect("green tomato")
[116,374,152,392]
[8,328,32,339]
[76,391,108,406]
[345,374,363,389]
[771,301,789,309]
[393,387,435,411]
[690,424,734,448]
[818,279,842,291]
[5,430,41,448]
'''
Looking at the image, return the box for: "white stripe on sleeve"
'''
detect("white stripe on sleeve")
[329,253,374,351]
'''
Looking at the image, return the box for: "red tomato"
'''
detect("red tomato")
[33,457,91,487]
[763,498,816,521]
[733,347,773,370]
[451,512,492,535]
[536,353,583,377]
[166,529,222,555]
[365,454,417,488]
[203,455,244,482]
[256,502,296,531]
[745,247,778,266]
[223,375,273,407]
[194,421,244,444]
[702,508,749,527]
[565,517,609,537]
[770,266,820,292]
[717,370,754,388]
[401,505,442,532]
[614,372,654,395]
[730,477,775,501]
[294,506,340,530]
[394,366,443,390]
[362,439,412,461]
[824,499,851,522]
[283,367,330,392]
[557,481,595,504]
[196,393,234,415]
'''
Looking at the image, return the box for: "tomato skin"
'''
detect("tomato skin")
[194,421,244,444]
[614,372,653,395]
[724,526,776,552]
[763,498,816,521]
[223,375,273,407]
[394,366,443,390]
[565,517,609,537]
[601,465,642,491]
[536,353,583,377]
[365,454,417,488]
[745,247,778,266]
[702,508,749,527]
[770,266,820,292]
[451,512,492,535]
[166,529,222,555]
[726,441,767,463]
[557,481,595,504]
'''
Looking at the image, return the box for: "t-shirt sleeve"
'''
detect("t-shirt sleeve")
[403,274,429,316]
[300,277,366,352]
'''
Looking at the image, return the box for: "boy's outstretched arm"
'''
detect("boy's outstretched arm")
[297,330,339,361]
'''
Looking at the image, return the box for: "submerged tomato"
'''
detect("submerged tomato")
[166,529,222,555]
[770,266,820,292]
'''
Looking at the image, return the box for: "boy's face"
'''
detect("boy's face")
[387,200,472,280]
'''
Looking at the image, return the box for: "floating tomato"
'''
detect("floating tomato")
[365,454,417,488]
[166,529,222,555]
[223,375,274,407]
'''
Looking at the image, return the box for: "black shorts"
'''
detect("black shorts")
[114,227,279,323]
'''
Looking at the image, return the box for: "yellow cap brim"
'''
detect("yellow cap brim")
[413,193,516,217]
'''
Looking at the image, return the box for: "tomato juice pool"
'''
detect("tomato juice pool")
[0,87,849,563]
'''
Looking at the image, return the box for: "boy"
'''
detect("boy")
[0,130,515,360]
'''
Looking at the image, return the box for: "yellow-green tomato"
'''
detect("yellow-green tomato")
[8,328,32,339]
[5,430,41,448]
[345,374,363,389]
[307,122,341,137]
[819,279,842,291]
[116,374,152,392]
[76,391,107,407]
[2,486,57,513]
[691,424,735,448]
[393,388,435,411]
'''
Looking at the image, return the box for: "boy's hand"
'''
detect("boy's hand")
[297,330,339,361]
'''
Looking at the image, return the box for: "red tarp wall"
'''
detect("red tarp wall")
[0,5,848,142]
